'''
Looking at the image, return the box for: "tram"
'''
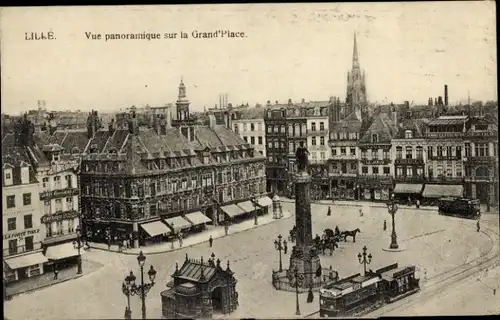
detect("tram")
[319,263,420,317]
[438,197,481,220]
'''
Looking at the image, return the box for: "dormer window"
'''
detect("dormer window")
[4,168,13,186]
[405,130,413,139]
[52,153,60,162]
[203,155,209,165]
[371,134,378,143]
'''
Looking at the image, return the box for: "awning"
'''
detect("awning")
[221,204,246,218]
[256,196,273,207]
[45,242,80,260]
[236,201,256,213]
[164,216,192,232]
[393,184,423,194]
[141,221,171,237]
[423,184,463,198]
[4,252,48,269]
[184,211,212,226]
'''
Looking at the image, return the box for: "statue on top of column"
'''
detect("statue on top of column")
[295,141,310,172]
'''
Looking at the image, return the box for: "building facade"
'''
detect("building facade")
[79,80,267,248]
[285,104,307,197]
[2,119,47,283]
[264,102,288,194]
[231,108,266,157]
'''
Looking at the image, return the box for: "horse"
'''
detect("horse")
[324,228,334,238]
[341,228,361,243]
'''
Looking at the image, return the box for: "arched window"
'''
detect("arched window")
[406,146,413,159]
[475,166,489,178]
[396,146,403,159]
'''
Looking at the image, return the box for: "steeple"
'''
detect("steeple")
[178,76,187,101]
[352,32,360,70]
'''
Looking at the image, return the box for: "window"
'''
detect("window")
[361,149,367,159]
[56,221,64,235]
[456,146,462,158]
[456,166,462,177]
[405,130,413,139]
[24,215,33,229]
[383,167,390,175]
[397,167,403,176]
[258,123,262,131]
[250,137,255,144]
[351,163,357,170]
[69,219,75,233]
[475,143,488,157]
[42,177,49,191]
[446,146,452,157]
[66,197,74,211]
[55,199,63,213]
[234,124,239,134]
[311,122,316,131]
[406,146,413,159]
[416,146,423,159]
[268,141,273,148]
[383,149,390,160]
[362,166,368,174]
[319,122,324,131]
[65,175,73,188]
[7,195,15,208]
[7,217,16,231]
[396,147,402,159]
[289,142,294,153]
[371,134,378,143]
[406,167,413,176]
[8,239,17,255]
[428,146,434,159]
[465,143,470,157]
[243,123,247,131]
[437,146,443,157]
[350,148,356,155]
[54,176,61,189]
[320,137,325,145]
[45,223,52,237]
[320,152,325,160]
[250,123,255,131]
[258,136,263,145]
[372,167,379,175]
[417,167,424,176]
[274,140,279,148]
[267,125,272,133]
[428,166,434,177]
[44,201,51,215]
[5,171,11,180]
[372,149,379,160]
[312,137,316,145]
[332,148,337,156]
[243,136,248,142]
[311,152,317,159]
[23,193,31,206]
[341,147,346,155]
[25,236,34,251]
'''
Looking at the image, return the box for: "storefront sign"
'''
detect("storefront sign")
[41,210,79,224]
[40,188,79,201]
[3,228,40,240]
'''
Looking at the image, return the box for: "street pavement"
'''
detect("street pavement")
[4,202,498,320]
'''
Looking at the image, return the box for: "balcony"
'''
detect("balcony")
[358,174,392,181]
[394,158,424,165]
[464,175,495,182]
[3,242,43,258]
[428,155,461,161]
[328,171,357,178]
[307,129,328,137]
[361,158,391,165]
[425,132,464,139]
[465,130,497,138]
[40,187,79,201]
[463,156,496,163]
[330,154,358,161]
[309,159,328,165]
[394,175,426,183]
[427,176,464,184]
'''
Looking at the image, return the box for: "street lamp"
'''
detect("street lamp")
[487,180,491,212]
[72,225,83,275]
[386,193,399,249]
[293,266,305,316]
[357,245,372,276]
[274,235,284,272]
[251,198,259,225]
[121,251,157,320]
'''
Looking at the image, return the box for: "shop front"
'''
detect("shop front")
[255,196,273,214]
[44,242,81,271]
[236,200,257,221]
[393,184,424,204]
[3,251,48,283]
[139,220,171,246]
[220,204,247,223]
[359,180,392,201]
[422,184,463,206]
[184,211,212,234]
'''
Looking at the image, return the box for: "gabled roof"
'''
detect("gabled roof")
[359,113,396,144]
[330,111,362,133]
[238,107,265,120]
[394,118,427,139]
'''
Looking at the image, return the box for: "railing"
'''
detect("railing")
[465,175,494,182]
[465,131,497,137]
[393,176,426,183]
[394,158,424,165]
[358,174,392,180]
[425,132,464,139]
[307,129,328,136]
[330,154,358,160]
[428,155,461,161]
[463,156,496,162]
[361,158,391,165]
[309,159,328,165]
[427,176,464,184]
[328,172,357,177]
[271,268,338,292]
[3,242,43,257]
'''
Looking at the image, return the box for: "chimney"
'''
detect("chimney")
[438,96,443,106]
[275,100,279,105]
[266,100,271,107]
[108,119,115,135]
[444,85,448,106]
[128,111,138,135]
[208,114,216,129]
[288,98,293,106]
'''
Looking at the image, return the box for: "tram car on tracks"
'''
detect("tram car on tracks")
[438,197,481,220]
[319,263,420,318]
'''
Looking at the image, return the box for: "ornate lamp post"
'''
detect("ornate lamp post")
[386,193,399,249]
[121,251,157,320]
[487,180,491,212]
[357,245,372,275]
[72,225,83,274]
[274,234,284,272]
[251,197,258,225]
[293,266,305,316]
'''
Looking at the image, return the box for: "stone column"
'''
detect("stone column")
[471,183,476,199]
[289,171,321,289]
[132,222,139,248]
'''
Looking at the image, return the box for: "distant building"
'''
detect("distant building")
[231,107,266,157]
[345,32,368,120]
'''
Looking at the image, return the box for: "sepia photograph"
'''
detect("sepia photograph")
[1,2,498,319]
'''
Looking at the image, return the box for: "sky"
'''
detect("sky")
[0,2,497,115]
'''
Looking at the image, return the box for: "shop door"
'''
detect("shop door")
[18,267,29,281]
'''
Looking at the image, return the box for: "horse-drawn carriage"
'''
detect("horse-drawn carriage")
[314,227,361,255]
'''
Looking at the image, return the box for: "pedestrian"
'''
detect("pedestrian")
[383,220,387,231]
[494,288,496,295]
[477,220,480,232]
[327,206,331,216]
[179,235,183,247]
[416,199,420,209]
[107,238,111,250]
[283,240,288,254]
[118,241,123,253]
[359,209,363,217]
[209,235,213,248]
[224,224,229,236]
[53,266,59,280]
[307,287,314,303]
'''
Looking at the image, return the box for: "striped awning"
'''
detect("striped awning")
[393,184,424,194]
[221,204,246,218]
[184,211,212,226]
[423,184,463,198]
[141,221,171,237]
[236,201,256,213]
[164,216,192,232]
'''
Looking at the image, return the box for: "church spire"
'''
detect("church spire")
[352,31,360,70]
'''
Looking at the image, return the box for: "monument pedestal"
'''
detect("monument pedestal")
[289,245,321,288]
